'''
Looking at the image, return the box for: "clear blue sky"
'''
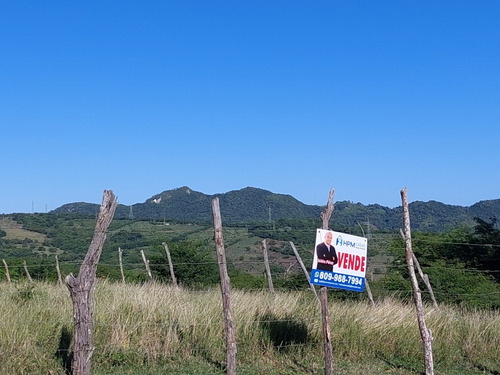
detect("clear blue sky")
[1,1,499,214]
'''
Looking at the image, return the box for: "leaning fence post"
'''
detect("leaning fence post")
[289,241,319,303]
[211,197,237,375]
[262,239,274,293]
[141,250,153,283]
[398,229,438,309]
[364,276,375,307]
[2,259,11,284]
[401,187,434,375]
[23,261,33,282]
[162,242,178,287]
[356,222,375,306]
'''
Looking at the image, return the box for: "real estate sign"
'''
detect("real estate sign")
[310,229,367,292]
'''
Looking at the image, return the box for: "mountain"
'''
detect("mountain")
[53,186,321,222]
[51,186,500,232]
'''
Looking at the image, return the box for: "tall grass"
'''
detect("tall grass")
[0,281,498,374]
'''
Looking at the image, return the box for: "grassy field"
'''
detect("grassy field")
[0,281,498,374]
[0,217,48,242]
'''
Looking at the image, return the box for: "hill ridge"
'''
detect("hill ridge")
[51,186,500,232]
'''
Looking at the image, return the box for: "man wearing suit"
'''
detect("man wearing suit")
[316,231,338,271]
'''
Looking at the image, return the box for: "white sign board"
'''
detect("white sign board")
[310,229,367,292]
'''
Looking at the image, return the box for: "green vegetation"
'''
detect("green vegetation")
[1,212,499,309]
[377,218,500,309]
[49,186,500,232]
[0,282,498,374]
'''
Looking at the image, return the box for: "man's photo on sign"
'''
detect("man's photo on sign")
[313,229,338,272]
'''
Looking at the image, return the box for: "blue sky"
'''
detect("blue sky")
[1,1,499,214]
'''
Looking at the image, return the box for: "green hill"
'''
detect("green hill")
[51,186,500,232]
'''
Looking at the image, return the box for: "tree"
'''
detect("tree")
[149,240,219,287]
[382,221,500,309]
[469,217,500,280]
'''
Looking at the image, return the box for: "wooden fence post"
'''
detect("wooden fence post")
[162,242,178,287]
[401,187,434,375]
[289,241,319,302]
[364,277,375,307]
[356,221,375,306]
[23,261,33,282]
[65,190,117,375]
[141,250,153,283]
[211,197,237,375]
[398,229,438,309]
[262,239,274,293]
[55,255,63,285]
[118,247,125,284]
[2,259,11,284]
[417,265,438,309]
[320,188,334,375]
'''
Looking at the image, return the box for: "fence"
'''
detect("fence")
[2,244,498,302]
[1,190,500,375]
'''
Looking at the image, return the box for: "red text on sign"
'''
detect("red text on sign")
[337,252,365,272]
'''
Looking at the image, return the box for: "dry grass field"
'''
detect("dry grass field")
[0,281,498,375]
[0,217,47,241]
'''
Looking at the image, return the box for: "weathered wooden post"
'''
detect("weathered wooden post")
[320,188,335,375]
[141,250,153,283]
[356,222,375,306]
[65,190,117,375]
[398,229,438,309]
[289,241,319,302]
[364,276,375,307]
[162,242,178,287]
[23,261,33,282]
[55,255,63,285]
[401,187,434,375]
[2,259,11,284]
[262,239,274,293]
[211,197,237,375]
[414,255,438,309]
[118,247,125,284]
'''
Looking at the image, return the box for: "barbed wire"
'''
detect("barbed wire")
[2,233,499,304]
[40,340,324,354]
[4,258,499,275]
[1,277,498,299]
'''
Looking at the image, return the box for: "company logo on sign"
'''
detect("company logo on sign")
[336,235,366,250]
